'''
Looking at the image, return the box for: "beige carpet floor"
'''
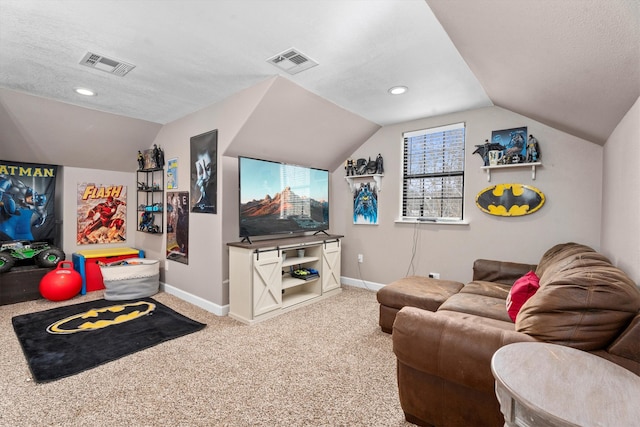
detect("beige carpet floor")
[1,285,413,426]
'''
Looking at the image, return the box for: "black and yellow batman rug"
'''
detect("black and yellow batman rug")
[12,298,206,383]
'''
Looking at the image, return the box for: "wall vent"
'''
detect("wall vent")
[267,48,318,75]
[79,52,136,76]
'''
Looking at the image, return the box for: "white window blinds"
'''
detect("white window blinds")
[402,122,465,220]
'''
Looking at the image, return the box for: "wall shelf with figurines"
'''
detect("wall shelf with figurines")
[480,162,542,182]
[344,154,384,192]
[473,128,542,182]
[136,145,165,234]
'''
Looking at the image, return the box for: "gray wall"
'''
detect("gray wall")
[602,96,640,285]
[332,106,604,286]
[138,78,273,314]
[59,95,638,314]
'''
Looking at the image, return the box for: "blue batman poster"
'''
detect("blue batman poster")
[0,161,58,243]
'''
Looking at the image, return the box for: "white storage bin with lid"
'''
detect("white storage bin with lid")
[100,258,159,300]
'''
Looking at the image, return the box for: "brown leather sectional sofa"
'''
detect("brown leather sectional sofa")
[388,242,640,427]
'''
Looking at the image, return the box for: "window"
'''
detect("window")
[402,123,465,221]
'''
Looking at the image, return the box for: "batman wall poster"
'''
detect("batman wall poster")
[0,161,58,243]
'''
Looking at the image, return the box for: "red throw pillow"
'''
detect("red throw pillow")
[506,271,540,322]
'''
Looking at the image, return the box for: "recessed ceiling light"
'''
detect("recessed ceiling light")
[74,87,96,96]
[388,86,408,95]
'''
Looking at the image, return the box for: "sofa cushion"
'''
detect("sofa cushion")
[506,271,540,322]
[534,242,595,281]
[438,293,512,323]
[436,309,516,331]
[473,259,538,285]
[376,276,464,312]
[460,280,511,299]
[607,314,640,364]
[517,243,640,350]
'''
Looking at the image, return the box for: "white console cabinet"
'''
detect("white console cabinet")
[227,234,342,324]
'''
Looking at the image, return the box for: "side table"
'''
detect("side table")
[491,342,640,427]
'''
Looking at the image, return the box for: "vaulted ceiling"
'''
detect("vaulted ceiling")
[0,0,637,172]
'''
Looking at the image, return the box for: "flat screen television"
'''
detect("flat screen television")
[238,156,329,240]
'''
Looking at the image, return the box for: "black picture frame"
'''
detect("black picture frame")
[190,130,217,214]
[166,191,189,264]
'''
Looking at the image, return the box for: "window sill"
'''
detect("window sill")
[394,218,469,225]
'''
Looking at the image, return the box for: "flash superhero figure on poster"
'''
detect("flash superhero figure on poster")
[78,196,126,243]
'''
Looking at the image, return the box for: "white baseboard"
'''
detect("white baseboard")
[161,282,229,317]
[161,278,382,316]
[341,276,385,292]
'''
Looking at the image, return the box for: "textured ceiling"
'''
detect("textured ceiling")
[0,0,638,172]
[0,0,489,126]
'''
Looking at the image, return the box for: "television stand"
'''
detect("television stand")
[313,230,330,236]
[227,234,343,324]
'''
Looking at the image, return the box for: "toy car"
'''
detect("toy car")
[0,240,65,273]
[144,203,163,212]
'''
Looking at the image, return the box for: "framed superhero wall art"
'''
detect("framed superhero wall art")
[490,126,528,164]
[353,180,379,225]
[77,183,127,244]
[166,158,178,190]
[166,191,189,265]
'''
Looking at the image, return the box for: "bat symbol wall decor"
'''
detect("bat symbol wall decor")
[475,183,545,217]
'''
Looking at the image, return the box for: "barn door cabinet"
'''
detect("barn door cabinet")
[227,234,342,324]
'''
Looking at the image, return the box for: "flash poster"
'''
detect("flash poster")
[76,183,127,245]
[166,191,189,264]
[0,161,58,242]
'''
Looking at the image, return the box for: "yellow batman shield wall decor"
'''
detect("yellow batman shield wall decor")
[475,183,545,217]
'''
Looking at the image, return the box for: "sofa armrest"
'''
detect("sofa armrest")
[393,306,536,392]
[473,259,537,285]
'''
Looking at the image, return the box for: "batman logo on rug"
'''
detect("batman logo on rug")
[13,297,205,382]
[475,184,545,217]
[46,301,155,334]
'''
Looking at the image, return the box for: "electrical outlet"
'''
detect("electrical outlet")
[428,272,440,279]
[357,254,364,263]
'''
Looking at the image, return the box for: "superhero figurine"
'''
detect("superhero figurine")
[526,135,540,163]
[137,151,145,170]
[153,144,165,169]
[473,140,505,166]
[345,158,355,176]
[375,154,384,174]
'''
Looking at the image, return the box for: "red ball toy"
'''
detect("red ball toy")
[40,261,82,301]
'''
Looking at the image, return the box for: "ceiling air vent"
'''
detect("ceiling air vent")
[79,52,136,76]
[267,48,318,75]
